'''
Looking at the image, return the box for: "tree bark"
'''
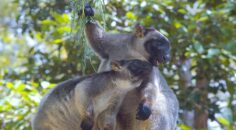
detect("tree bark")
[194,72,208,129]
[179,58,209,129]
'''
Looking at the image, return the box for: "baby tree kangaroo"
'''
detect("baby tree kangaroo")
[81,4,179,130]
[32,59,152,130]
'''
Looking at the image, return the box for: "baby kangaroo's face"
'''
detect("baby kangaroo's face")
[112,59,153,82]
[126,60,153,79]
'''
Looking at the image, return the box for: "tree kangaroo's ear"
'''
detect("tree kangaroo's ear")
[135,24,145,38]
[111,61,122,71]
[135,24,156,38]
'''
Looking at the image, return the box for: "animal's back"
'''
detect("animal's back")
[32,76,88,130]
[32,101,82,130]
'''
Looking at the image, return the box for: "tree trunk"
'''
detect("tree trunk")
[179,58,209,129]
[194,72,208,129]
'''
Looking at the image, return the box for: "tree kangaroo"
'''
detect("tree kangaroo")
[81,4,179,130]
[32,60,152,130]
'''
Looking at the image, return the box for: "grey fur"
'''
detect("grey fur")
[32,61,152,130]
[85,21,179,130]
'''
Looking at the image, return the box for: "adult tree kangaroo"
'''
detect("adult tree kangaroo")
[81,4,179,130]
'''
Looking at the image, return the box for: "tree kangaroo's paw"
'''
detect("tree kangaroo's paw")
[78,3,94,17]
[136,103,152,120]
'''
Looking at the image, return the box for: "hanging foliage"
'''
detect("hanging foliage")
[70,0,106,74]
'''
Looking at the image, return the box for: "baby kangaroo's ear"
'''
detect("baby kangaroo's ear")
[111,61,122,71]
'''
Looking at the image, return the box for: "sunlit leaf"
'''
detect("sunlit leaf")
[53,39,64,44]
[178,9,186,14]
[35,32,42,40]
[174,21,182,29]
[41,20,56,26]
[126,12,137,20]
[56,27,71,34]
[217,117,229,126]
[16,83,25,91]
[53,13,70,24]
[6,82,14,89]
[178,124,191,130]
[2,35,12,43]
[198,16,209,22]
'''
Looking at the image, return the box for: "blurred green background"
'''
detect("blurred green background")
[0,0,235,130]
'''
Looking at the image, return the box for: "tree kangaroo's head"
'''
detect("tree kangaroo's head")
[111,59,152,82]
[134,25,170,66]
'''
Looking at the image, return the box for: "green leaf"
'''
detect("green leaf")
[224,40,236,53]
[193,43,204,54]
[16,83,25,91]
[198,16,209,22]
[217,117,229,126]
[126,12,137,20]
[2,35,12,43]
[53,13,70,24]
[35,32,42,40]
[56,27,71,34]
[6,82,14,89]
[178,9,186,14]
[143,16,152,26]
[207,48,220,58]
[159,29,169,36]
[53,39,64,44]
[41,20,56,26]
[222,50,236,61]
[61,14,70,23]
[178,124,191,130]
[173,21,182,29]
